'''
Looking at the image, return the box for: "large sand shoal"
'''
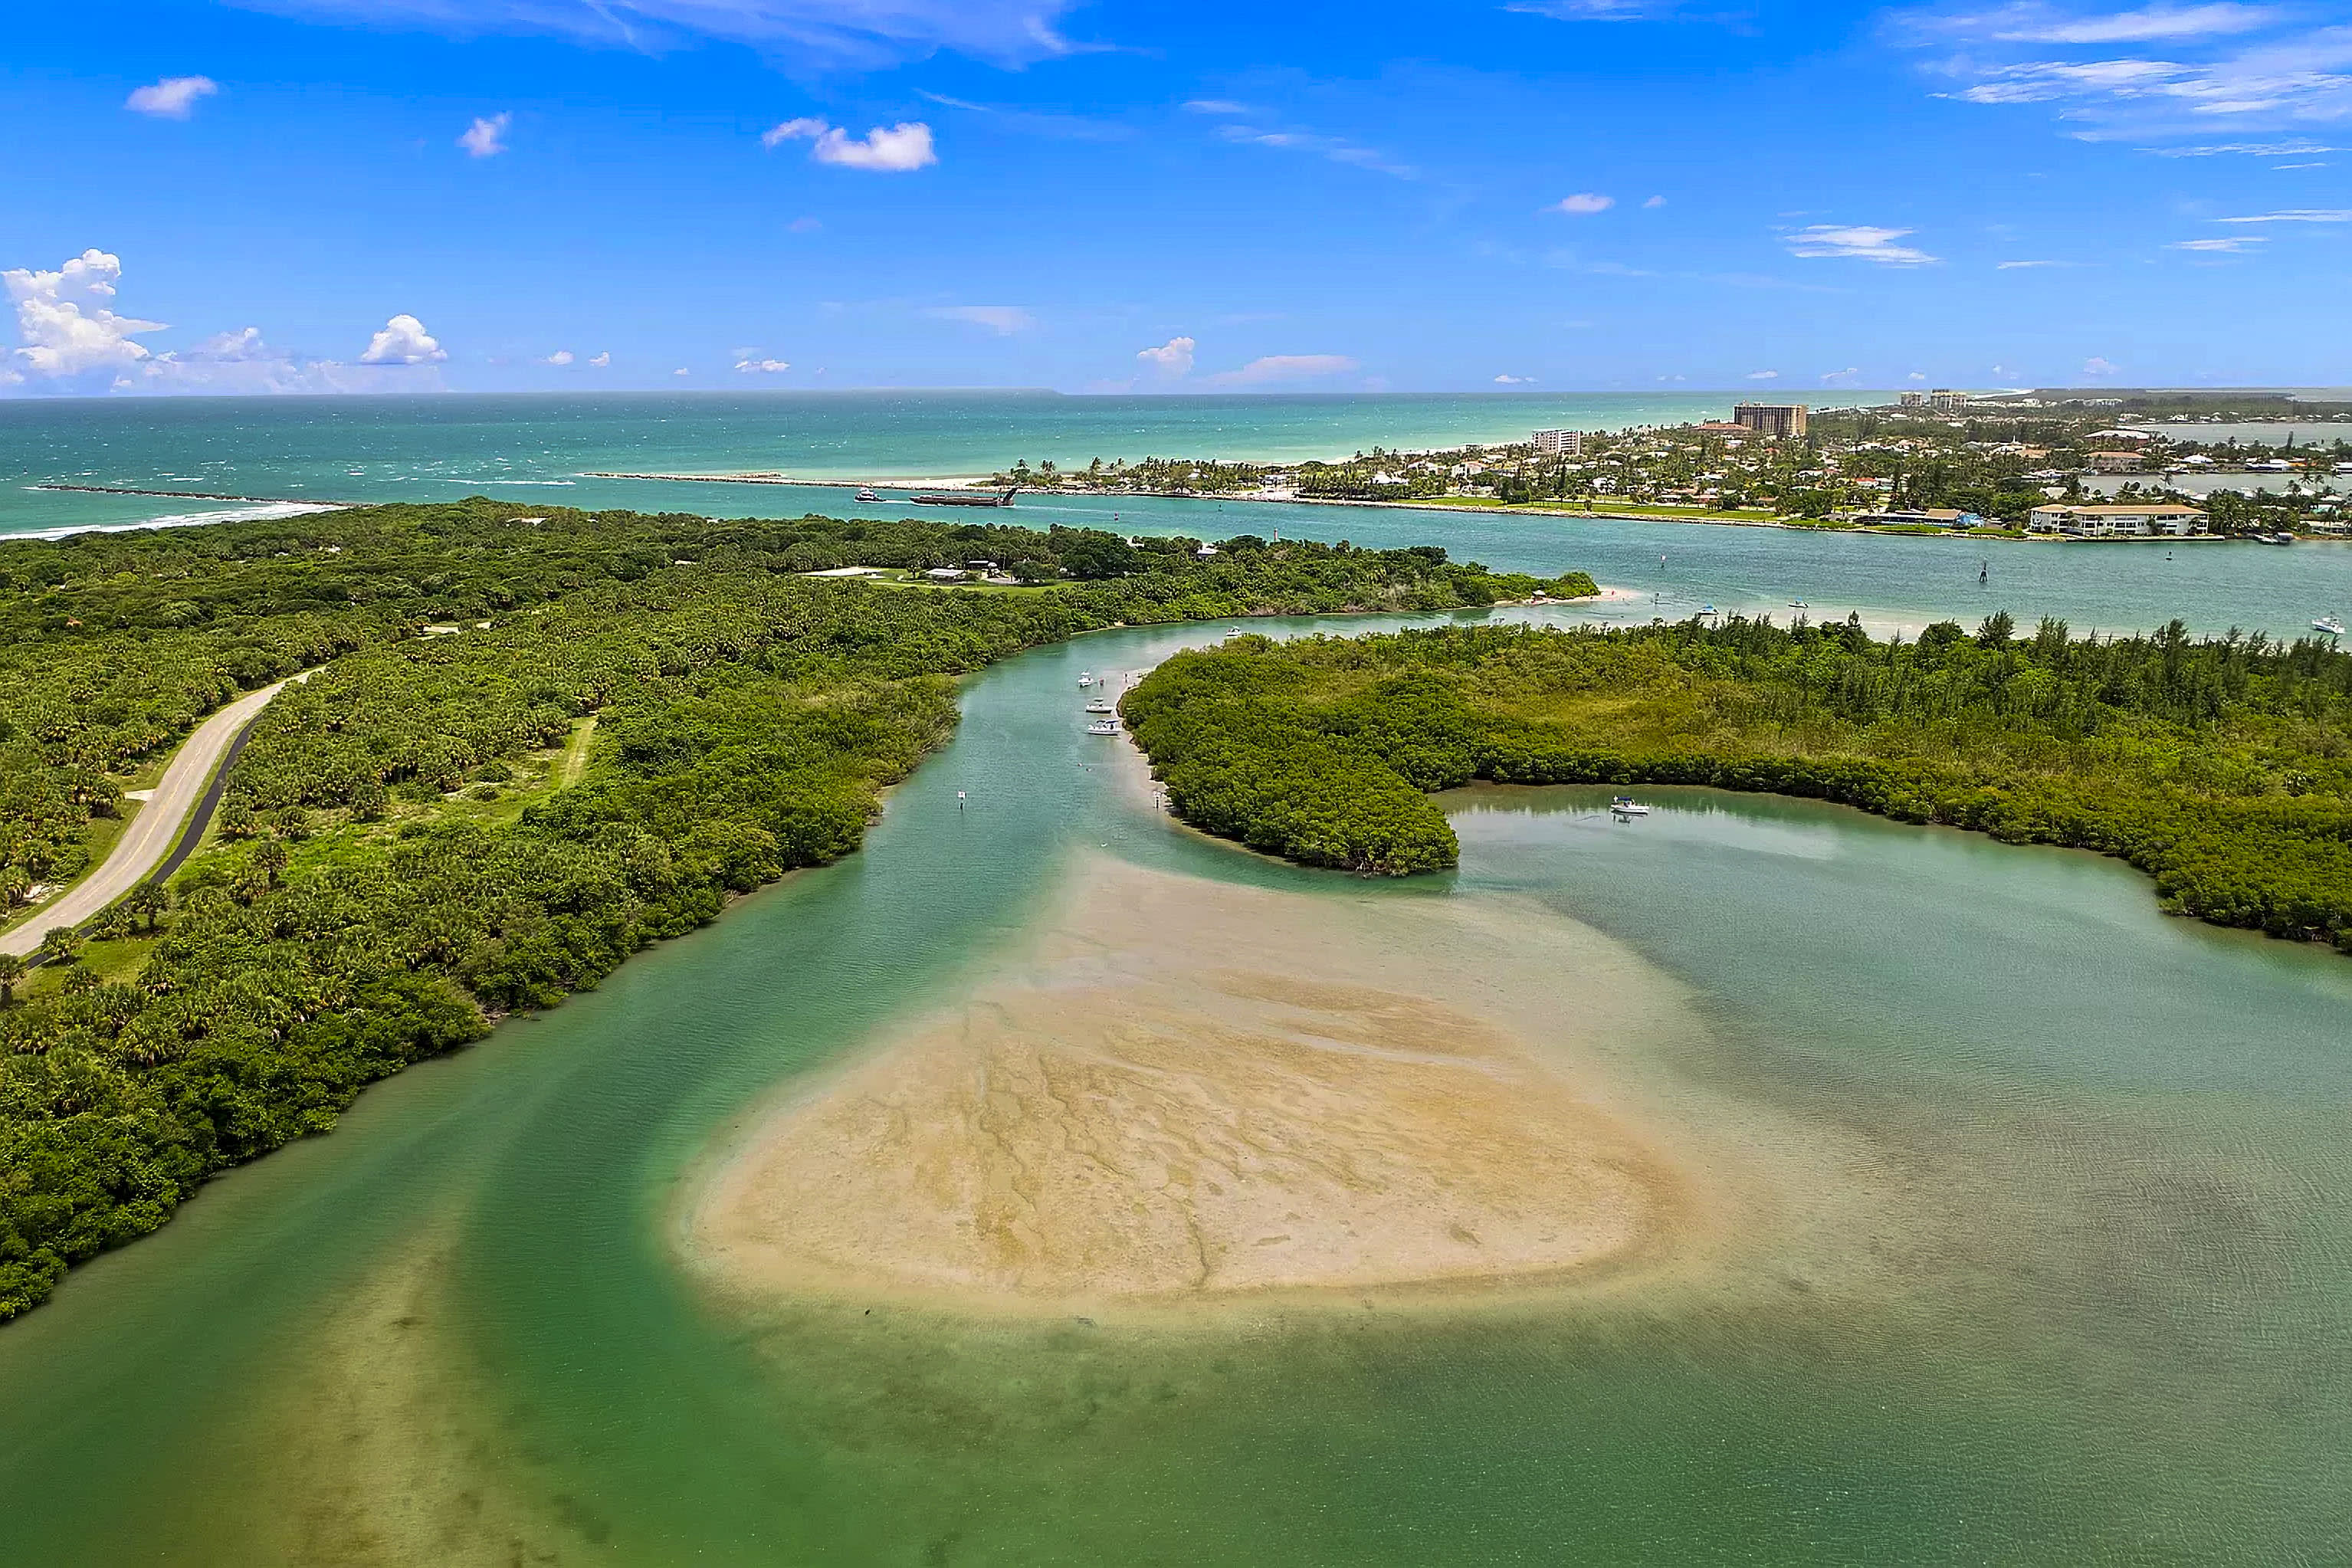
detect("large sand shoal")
[688,856,1698,1311]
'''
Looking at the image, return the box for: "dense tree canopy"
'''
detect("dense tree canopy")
[0,499,1588,1321]
[1123,617,2352,945]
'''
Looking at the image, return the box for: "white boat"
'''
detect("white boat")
[1085,698,1114,713]
[2317,616,2347,637]
[855,487,880,503]
[1078,672,1094,687]
[1609,796,1651,816]
[1087,718,1119,736]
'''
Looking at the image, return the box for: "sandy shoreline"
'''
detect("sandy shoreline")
[683,854,1720,1321]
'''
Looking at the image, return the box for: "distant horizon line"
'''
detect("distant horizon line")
[8,385,2347,408]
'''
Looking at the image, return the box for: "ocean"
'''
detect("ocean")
[0,389,1821,539]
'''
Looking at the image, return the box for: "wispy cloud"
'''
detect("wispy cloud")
[927,304,1035,334]
[1548,192,1615,214]
[2168,235,2265,248]
[1506,0,1690,19]
[1494,372,1537,383]
[1747,369,1780,379]
[2213,207,2352,221]
[1201,353,1358,387]
[735,356,791,372]
[2143,139,2342,153]
[1976,3,2282,44]
[1215,122,1415,179]
[1183,99,1251,114]
[1819,366,1865,385]
[1785,224,1938,264]
[230,0,1092,70]
[1891,3,2352,142]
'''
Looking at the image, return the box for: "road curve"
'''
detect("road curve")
[1,679,293,959]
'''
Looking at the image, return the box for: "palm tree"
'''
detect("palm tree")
[35,927,78,969]
[0,952,24,1005]
[126,882,169,933]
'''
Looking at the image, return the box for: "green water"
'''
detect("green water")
[2,610,2349,1564]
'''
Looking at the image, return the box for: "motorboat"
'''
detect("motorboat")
[1078,672,1094,687]
[1087,718,1120,736]
[1788,599,1809,609]
[1085,698,1114,713]
[855,487,881,504]
[2317,616,2347,637]
[1609,796,1651,816]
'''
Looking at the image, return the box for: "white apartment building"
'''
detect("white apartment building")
[2027,504,2208,538]
[1532,428,1583,456]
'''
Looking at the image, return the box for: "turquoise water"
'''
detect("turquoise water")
[7,391,2348,641]
[0,607,2348,1563]
[0,389,1809,536]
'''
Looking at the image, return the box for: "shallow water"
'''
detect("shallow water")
[2,611,2349,1563]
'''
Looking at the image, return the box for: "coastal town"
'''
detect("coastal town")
[985,390,2352,541]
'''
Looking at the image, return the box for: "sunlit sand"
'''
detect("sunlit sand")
[689,855,1705,1313]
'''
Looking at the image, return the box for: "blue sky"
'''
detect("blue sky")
[5,0,2348,395]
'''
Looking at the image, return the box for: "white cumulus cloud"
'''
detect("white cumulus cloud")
[5,249,165,380]
[1786,224,1938,264]
[1137,335,1196,376]
[736,356,792,372]
[458,113,511,157]
[1747,369,1780,379]
[765,118,936,170]
[545,349,575,365]
[126,76,219,119]
[1202,353,1359,388]
[1494,372,1536,383]
[362,313,447,364]
[5,249,447,395]
[1549,192,1615,214]
[928,304,1033,333]
[2083,355,2121,374]
[590,350,611,366]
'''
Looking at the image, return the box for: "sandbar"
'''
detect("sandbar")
[687,855,1706,1315]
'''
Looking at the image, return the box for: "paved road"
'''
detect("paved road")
[1,679,292,959]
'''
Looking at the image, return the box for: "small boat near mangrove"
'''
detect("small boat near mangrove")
[1085,699,1114,713]
[1609,796,1652,817]
[1087,718,1120,736]
[1078,672,1094,688]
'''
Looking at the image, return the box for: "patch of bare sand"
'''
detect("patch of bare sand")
[688,855,1717,1314]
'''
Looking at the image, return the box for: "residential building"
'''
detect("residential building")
[1927,389,1968,415]
[2027,504,2208,537]
[2086,451,2145,473]
[1851,507,1983,529]
[1731,402,1808,438]
[1532,428,1583,456]
[1899,391,1930,408]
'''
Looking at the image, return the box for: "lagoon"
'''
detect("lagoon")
[2,602,2348,1564]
